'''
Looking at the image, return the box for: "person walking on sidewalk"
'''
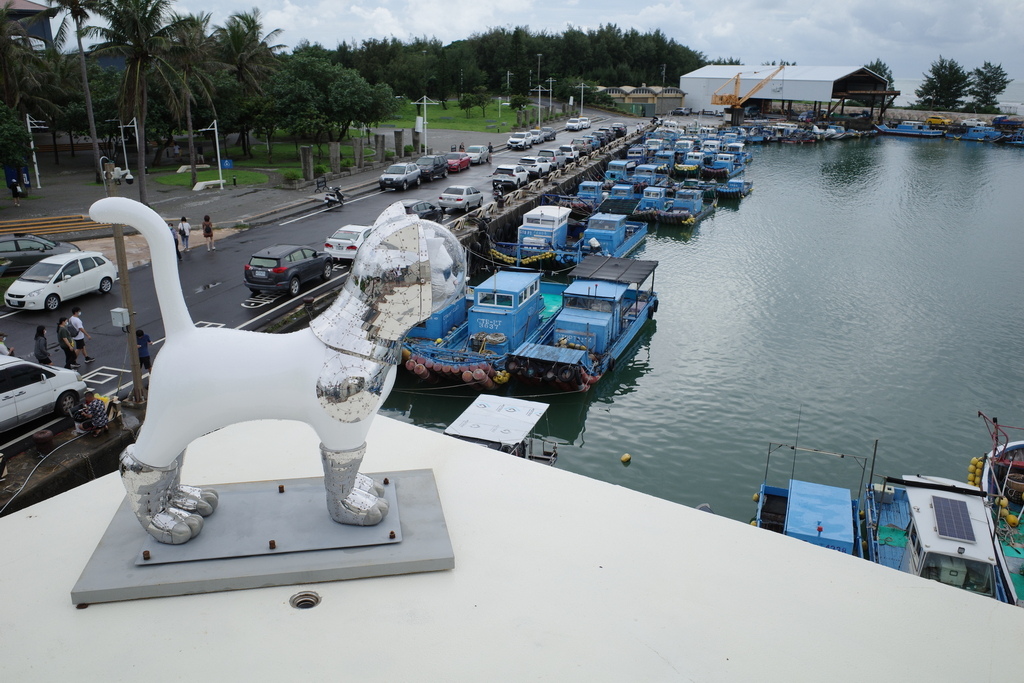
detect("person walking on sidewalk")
[33,325,53,365]
[70,307,95,363]
[58,317,78,368]
[202,215,215,251]
[178,217,191,251]
[8,178,21,207]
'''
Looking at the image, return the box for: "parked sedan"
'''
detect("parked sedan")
[324,224,372,262]
[0,355,87,433]
[445,152,471,173]
[400,198,444,222]
[4,251,116,311]
[540,127,557,141]
[379,162,422,191]
[528,129,544,145]
[243,244,333,297]
[566,118,583,131]
[438,185,485,213]
[0,234,81,274]
[465,145,491,164]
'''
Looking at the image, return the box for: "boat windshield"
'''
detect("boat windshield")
[919,552,995,596]
[19,261,61,283]
[564,295,613,313]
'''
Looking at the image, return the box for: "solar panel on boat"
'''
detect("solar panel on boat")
[932,496,976,543]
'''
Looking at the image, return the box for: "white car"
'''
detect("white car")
[528,129,544,144]
[518,155,552,179]
[0,355,88,432]
[558,144,580,162]
[579,116,591,129]
[438,185,485,213]
[4,251,116,312]
[324,224,372,262]
[465,145,491,164]
[566,118,583,131]
[536,148,567,170]
[491,165,530,191]
[960,118,984,127]
[507,131,532,150]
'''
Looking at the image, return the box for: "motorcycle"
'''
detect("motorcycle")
[323,187,345,209]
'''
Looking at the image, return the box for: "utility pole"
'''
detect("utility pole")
[536,54,543,127]
[546,77,556,118]
[100,157,146,404]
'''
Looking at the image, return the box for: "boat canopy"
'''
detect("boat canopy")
[570,256,658,285]
[444,397,549,448]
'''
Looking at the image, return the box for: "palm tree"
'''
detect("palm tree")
[45,0,105,181]
[214,9,283,158]
[89,0,180,205]
[0,1,46,113]
[167,12,220,186]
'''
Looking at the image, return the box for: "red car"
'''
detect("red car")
[445,152,471,173]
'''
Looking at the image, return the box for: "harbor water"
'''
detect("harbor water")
[383,135,1024,523]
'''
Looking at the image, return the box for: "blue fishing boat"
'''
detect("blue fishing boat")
[403,269,566,390]
[998,129,1024,147]
[604,159,638,185]
[754,439,1021,606]
[712,176,753,200]
[491,206,647,268]
[506,256,658,392]
[946,125,1004,142]
[631,186,716,225]
[700,152,746,180]
[874,121,943,138]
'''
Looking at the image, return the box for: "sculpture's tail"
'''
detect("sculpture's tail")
[89,197,194,335]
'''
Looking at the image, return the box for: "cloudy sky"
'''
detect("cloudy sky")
[170,0,1022,80]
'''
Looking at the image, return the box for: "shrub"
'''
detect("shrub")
[341,159,354,168]
[384,150,395,159]
[404,144,415,155]
[313,163,329,176]
[282,169,302,181]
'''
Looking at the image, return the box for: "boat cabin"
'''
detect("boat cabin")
[604,159,637,182]
[583,213,644,256]
[576,181,606,205]
[758,480,857,554]
[518,205,573,250]
[465,270,547,357]
[638,186,671,212]
[653,150,676,168]
[444,396,557,463]
[626,145,646,162]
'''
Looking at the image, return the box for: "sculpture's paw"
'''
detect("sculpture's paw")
[147,507,204,544]
[172,484,219,516]
[355,473,385,497]
[328,488,389,526]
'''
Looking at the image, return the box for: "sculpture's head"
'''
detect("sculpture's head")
[314,203,467,344]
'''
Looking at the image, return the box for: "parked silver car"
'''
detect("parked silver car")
[438,185,485,213]
[465,145,491,164]
[0,355,87,433]
[507,132,533,150]
[379,163,422,191]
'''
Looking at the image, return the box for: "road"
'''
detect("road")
[0,151,520,451]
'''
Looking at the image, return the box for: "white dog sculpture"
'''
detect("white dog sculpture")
[88,197,465,545]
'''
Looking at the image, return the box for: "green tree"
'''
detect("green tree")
[213,8,283,158]
[0,1,46,113]
[90,0,181,205]
[44,0,108,181]
[967,62,1011,113]
[914,56,970,111]
[864,59,893,88]
[167,12,221,186]
[0,103,32,168]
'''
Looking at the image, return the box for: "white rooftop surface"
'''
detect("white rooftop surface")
[3,416,1023,680]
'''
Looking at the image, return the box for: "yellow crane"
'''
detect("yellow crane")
[711,65,785,108]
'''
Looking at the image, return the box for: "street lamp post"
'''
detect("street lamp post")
[25,115,45,188]
[99,156,146,404]
[536,54,542,127]
[578,82,589,116]
[546,77,556,118]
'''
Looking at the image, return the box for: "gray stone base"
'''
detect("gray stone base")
[71,469,452,605]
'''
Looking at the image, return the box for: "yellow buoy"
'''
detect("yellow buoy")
[971,457,981,467]
[620,453,631,464]
[999,507,1009,518]
[1007,514,1019,527]
[968,464,977,474]
[435,338,443,345]
[752,492,760,503]
[750,520,758,526]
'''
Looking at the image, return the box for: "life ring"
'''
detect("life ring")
[506,358,520,373]
[557,365,576,383]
